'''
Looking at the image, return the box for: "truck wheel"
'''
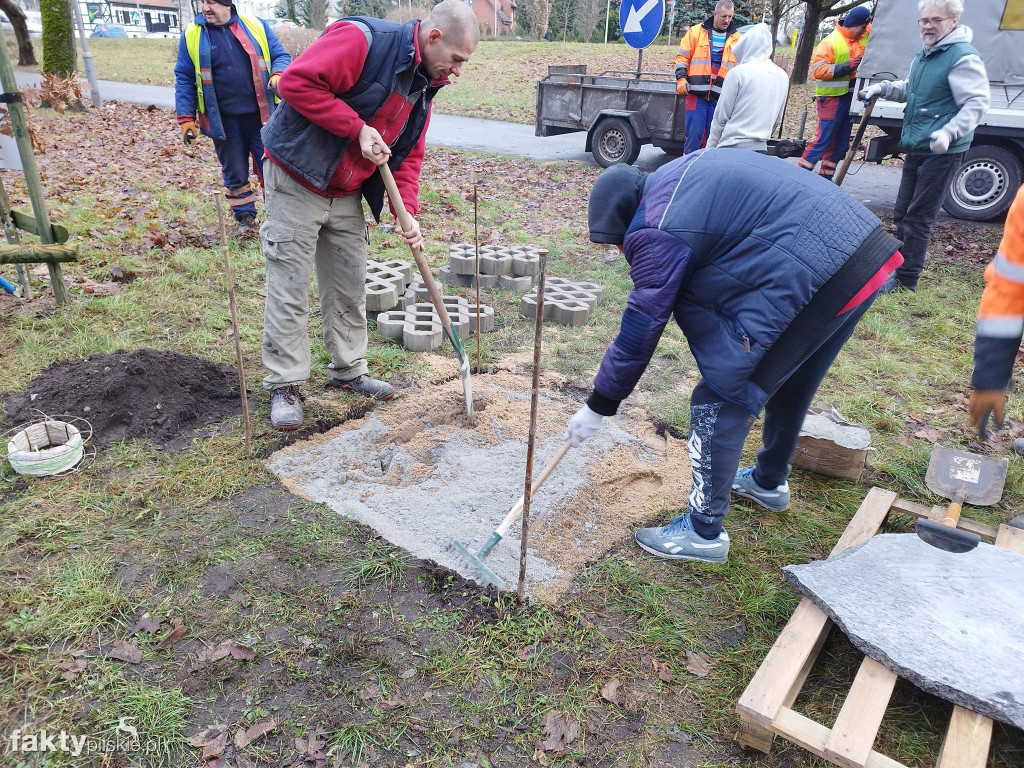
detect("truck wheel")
[942,145,1022,221]
[592,117,641,168]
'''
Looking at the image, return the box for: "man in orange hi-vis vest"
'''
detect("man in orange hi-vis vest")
[675,0,740,154]
[969,185,1024,440]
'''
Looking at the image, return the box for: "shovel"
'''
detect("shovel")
[834,95,876,187]
[371,144,473,418]
[917,444,1008,553]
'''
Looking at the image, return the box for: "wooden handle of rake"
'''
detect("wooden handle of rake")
[496,439,572,539]
[371,144,459,343]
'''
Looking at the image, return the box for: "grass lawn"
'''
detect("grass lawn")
[0,100,1022,768]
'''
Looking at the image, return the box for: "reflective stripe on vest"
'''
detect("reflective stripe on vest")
[815,30,850,97]
[185,15,273,114]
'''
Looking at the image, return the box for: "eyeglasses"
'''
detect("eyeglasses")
[918,16,951,27]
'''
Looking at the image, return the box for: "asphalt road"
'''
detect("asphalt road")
[17,72,904,211]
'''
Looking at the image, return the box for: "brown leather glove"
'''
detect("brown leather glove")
[268,74,281,96]
[676,78,688,95]
[180,119,199,147]
[968,389,1005,440]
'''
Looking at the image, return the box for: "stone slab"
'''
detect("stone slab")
[783,533,1024,729]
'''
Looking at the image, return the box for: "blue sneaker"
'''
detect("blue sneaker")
[731,466,790,511]
[634,512,729,563]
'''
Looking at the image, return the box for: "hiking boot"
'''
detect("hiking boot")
[634,512,730,563]
[879,276,914,293]
[235,213,259,240]
[332,374,395,400]
[731,466,790,511]
[270,385,303,430]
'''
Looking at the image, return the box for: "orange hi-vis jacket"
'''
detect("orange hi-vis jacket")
[675,18,740,98]
[811,23,870,97]
[973,185,1024,391]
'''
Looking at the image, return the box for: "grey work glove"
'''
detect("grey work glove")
[565,404,603,447]
[859,83,883,101]
[930,128,951,153]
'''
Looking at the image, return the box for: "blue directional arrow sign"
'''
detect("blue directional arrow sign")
[620,0,664,50]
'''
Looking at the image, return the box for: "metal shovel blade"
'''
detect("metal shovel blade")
[925,444,1008,507]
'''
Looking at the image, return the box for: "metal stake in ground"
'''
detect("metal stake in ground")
[518,251,548,604]
[214,193,252,458]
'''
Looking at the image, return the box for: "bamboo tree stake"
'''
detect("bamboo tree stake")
[0,172,31,298]
[473,181,481,374]
[215,193,252,458]
[517,251,548,605]
[0,31,69,305]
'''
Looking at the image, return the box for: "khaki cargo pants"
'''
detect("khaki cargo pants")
[261,161,370,390]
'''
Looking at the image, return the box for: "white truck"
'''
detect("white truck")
[853,0,1024,220]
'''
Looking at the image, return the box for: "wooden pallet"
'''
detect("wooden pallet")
[736,486,1024,768]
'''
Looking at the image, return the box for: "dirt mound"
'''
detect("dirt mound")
[4,349,243,447]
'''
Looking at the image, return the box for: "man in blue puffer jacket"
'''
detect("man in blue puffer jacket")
[565,150,903,564]
[174,0,290,235]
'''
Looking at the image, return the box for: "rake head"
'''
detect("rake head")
[448,538,504,589]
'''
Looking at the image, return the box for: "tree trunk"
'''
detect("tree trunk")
[532,0,552,40]
[791,0,820,86]
[0,0,36,65]
[41,0,77,77]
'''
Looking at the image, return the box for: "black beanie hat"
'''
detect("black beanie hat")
[210,0,232,6]
[587,164,648,245]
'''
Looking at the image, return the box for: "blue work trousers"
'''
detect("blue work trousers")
[798,94,854,179]
[685,295,877,539]
[684,95,719,154]
[213,111,264,221]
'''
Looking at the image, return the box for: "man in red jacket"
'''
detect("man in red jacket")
[259,0,478,430]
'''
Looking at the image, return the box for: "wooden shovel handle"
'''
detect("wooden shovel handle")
[942,489,967,527]
[371,144,457,335]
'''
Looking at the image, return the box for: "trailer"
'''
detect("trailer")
[535,64,806,168]
[854,0,1024,221]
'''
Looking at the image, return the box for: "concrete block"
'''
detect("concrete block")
[510,246,541,276]
[521,276,603,326]
[479,249,514,276]
[375,310,406,341]
[403,317,443,352]
[449,251,477,275]
[365,259,414,312]
[377,258,414,286]
[498,274,534,292]
[466,304,495,334]
[440,265,474,289]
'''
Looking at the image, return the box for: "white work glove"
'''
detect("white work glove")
[859,83,883,101]
[565,404,603,447]
[930,129,951,154]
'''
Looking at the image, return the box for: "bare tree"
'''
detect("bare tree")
[518,0,553,40]
[576,0,601,42]
[791,0,865,84]
[767,0,802,56]
[0,0,36,65]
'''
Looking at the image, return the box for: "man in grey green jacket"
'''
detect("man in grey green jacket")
[860,0,989,292]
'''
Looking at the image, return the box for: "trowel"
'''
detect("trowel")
[916,443,1008,553]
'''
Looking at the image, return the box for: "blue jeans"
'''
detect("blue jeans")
[891,151,963,290]
[798,95,854,179]
[684,295,877,538]
[213,112,265,221]
[684,96,718,154]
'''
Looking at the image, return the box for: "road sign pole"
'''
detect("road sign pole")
[604,0,611,43]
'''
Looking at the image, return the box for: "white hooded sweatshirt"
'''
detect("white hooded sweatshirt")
[707,23,789,152]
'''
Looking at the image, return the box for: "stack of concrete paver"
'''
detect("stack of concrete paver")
[520,276,603,326]
[376,296,495,352]
[365,259,416,313]
[441,243,541,292]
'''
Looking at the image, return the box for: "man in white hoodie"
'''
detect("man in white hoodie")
[707,24,788,152]
[861,0,989,292]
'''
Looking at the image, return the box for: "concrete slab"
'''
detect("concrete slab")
[783,533,1024,729]
[268,371,691,597]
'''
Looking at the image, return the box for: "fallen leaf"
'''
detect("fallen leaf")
[196,643,231,664]
[600,677,621,704]
[227,641,255,661]
[57,657,88,681]
[684,650,711,677]
[155,625,187,649]
[129,614,162,635]
[189,725,229,761]
[536,710,579,755]
[234,717,278,749]
[109,639,142,664]
[295,730,327,763]
[651,657,673,682]
[378,698,407,711]
[398,668,415,679]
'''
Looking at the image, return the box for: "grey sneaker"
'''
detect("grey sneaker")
[634,512,729,563]
[731,466,790,511]
[270,385,303,430]
[333,374,395,400]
